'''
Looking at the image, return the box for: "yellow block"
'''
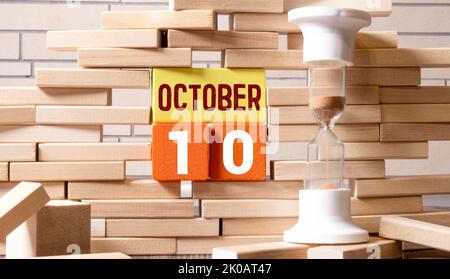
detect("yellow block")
[152,68,266,123]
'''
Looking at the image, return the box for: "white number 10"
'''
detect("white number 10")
[169,130,254,175]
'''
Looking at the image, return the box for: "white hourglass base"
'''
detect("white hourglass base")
[284,189,369,244]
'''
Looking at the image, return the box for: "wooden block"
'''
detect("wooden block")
[177,236,283,255]
[269,105,381,125]
[68,180,180,200]
[0,125,102,143]
[271,160,385,180]
[36,252,131,259]
[85,199,194,218]
[344,142,428,160]
[380,86,450,104]
[0,182,50,239]
[78,48,192,68]
[91,219,106,238]
[9,162,125,181]
[201,197,422,218]
[193,180,303,199]
[233,13,299,33]
[353,48,450,68]
[0,143,36,162]
[39,143,151,161]
[47,30,161,51]
[167,30,278,50]
[209,123,266,181]
[267,86,379,106]
[0,106,35,124]
[287,32,397,49]
[6,200,90,258]
[381,123,450,142]
[0,241,4,256]
[1,182,65,200]
[381,104,450,123]
[101,10,216,30]
[0,163,7,182]
[307,237,401,259]
[268,124,380,142]
[91,238,176,256]
[403,250,450,259]
[36,106,150,125]
[152,123,209,181]
[355,176,450,198]
[283,0,392,16]
[0,87,110,106]
[213,241,309,259]
[170,0,283,13]
[402,241,429,251]
[152,68,266,124]
[106,218,219,237]
[353,212,450,234]
[222,218,297,236]
[379,216,450,252]
[36,69,150,89]
[224,49,304,69]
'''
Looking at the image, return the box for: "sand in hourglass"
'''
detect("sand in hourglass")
[309,96,345,126]
[319,182,336,189]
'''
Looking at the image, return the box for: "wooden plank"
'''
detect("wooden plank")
[0,125,102,143]
[307,237,401,259]
[213,241,309,259]
[269,105,381,125]
[381,104,450,123]
[201,197,421,218]
[267,86,379,106]
[91,238,176,255]
[167,30,278,50]
[270,160,385,181]
[353,211,450,234]
[268,124,380,142]
[0,163,7,182]
[85,199,194,218]
[170,0,283,13]
[283,0,392,16]
[379,216,450,252]
[0,182,50,239]
[177,236,283,255]
[192,180,303,199]
[78,48,192,68]
[355,176,450,198]
[380,86,450,104]
[36,252,131,259]
[0,143,36,162]
[36,106,150,125]
[9,162,125,181]
[91,219,106,238]
[287,32,397,49]
[1,182,65,200]
[101,10,216,30]
[106,218,219,237]
[47,30,161,51]
[344,142,428,160]
[35,69,150,89]
[0,106,35,124]
[6,200,90,258]
[225,49,304,69]
[381,123,450,142]
[0,87,110,106]
[38,143,151,161]
[68,180,180,200]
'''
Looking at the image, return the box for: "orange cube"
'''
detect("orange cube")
[209,123,266,181]
[152,123,209,181]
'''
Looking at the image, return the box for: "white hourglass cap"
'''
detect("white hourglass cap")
[288,7,371,67]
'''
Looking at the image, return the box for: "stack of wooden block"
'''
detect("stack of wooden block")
[1,0,450,258]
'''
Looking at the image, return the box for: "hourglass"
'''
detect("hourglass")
[284,7,371,244]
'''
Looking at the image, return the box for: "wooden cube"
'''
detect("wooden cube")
[6,200,91,258]
[152,123,209,181]
[209,123,266,181]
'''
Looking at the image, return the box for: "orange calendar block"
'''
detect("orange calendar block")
[152,123,209,181]
[209,123,266,181]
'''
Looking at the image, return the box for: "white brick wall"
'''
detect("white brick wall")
[0,0,449,205]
